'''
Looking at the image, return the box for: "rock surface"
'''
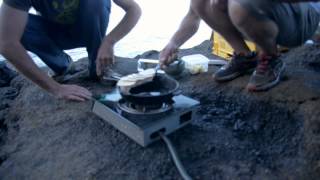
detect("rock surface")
[0,41,319,180]
[0,62,18,168]
[0,62,17,87]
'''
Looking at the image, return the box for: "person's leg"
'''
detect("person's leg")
[234,0,320,91]
[228,0,283,91]
[228,0,279,55]
[73,0,111,79]
[210,1,258,82]
[207,0,251,54]
[227,0,320,91]
[21,14,73,75]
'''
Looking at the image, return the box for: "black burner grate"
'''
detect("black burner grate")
[116,99,173,120]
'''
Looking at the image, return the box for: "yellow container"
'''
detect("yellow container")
[212,31,257,60]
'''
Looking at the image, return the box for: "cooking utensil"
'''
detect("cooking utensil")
[120,73,180,105]
[163,60,185,76]
[137,59,159,72]
[154,64,160,75]
[101,69,123,86]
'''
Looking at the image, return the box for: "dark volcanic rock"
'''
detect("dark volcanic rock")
[0,62,17,87]
[0,41,319,180]
[0,86,19,168]
[134,50,159,60]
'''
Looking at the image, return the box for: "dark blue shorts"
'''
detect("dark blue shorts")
[21,0,111,78]
[235,0,320,47]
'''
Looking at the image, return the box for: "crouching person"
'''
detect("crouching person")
[159,0,320,91]
[0,0,141,101]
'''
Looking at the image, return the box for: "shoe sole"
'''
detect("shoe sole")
[213,68,256,82]
[247,63,286,92]
[213,72,242,82]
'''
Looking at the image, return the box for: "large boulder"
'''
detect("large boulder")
[0,42,320,180]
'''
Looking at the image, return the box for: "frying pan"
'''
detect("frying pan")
[120,73,180,105]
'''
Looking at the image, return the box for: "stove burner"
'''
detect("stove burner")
[117,99,173,119]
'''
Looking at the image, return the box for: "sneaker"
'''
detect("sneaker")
[50,62,84,83]
[213,52,257,82]
[49,62,77,81]
[247,54,285,92]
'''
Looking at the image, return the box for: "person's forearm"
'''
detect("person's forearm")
[0,3,60,94]
[1,42,60,93]
[105,2,141,45]
[167,11,201,49]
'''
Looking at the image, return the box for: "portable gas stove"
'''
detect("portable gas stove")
[92,88,199,147]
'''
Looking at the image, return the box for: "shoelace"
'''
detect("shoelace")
[228,57,239,68]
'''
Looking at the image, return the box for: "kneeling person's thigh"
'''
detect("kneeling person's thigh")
[233,0,320,47]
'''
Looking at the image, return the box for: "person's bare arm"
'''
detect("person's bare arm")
[96,0,141,76]
[107,0,141,45]
[167,6,201,50]
[159,6,201,68]
[0,4,92,101]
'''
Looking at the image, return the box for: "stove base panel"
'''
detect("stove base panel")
[92,95,199,147]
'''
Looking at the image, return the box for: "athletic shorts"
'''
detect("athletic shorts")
[235,0,320,47]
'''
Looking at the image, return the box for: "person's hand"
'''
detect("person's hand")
[51,84,92,102]
[159,43,178,69]
[96,39,115,77]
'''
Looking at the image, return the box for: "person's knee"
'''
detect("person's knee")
[213,0,228,11]
[228,0,250,29]
[191,0,227,11]
[191,0,206,10]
